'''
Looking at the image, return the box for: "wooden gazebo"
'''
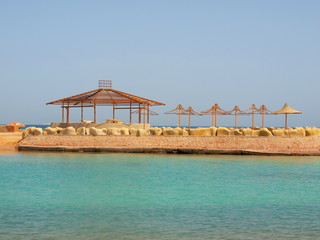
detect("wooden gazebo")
[46,80,165,123]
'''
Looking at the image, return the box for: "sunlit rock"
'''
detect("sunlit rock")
[216,127,230,136]
[61,127,76,136]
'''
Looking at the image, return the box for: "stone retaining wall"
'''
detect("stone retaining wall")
[23,126,320,138]
[18,135,320,156]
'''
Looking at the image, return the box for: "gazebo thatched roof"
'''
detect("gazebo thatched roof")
[46,87,165,107]
[46,80,165,124]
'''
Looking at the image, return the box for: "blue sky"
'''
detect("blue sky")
[1,0,319,127]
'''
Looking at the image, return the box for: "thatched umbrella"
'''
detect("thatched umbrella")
[200,104,228,127]
[225,106,247,128]
[132,107,159,125]
[258,105,272,128]
[272,103,302,129]
[165,104,186,127]
[242,104,260,129]
[183,106,201,129]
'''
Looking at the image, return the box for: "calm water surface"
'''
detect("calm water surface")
[0,152,320,239]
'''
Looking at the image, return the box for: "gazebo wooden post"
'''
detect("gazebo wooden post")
[62,102,65,123]
[81,102,84,122]
[93,103,97,123]
[147,105,150,124]
[66,103,70,123]
[138,104,141,123]
[130,102,132,124]
[143,106,146,130]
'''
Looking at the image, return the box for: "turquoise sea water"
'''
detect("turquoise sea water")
[0,153,320,239]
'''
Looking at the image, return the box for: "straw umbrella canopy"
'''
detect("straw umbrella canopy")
[258,105,272,128]
[200,104,228,127]
[225,106,247,128]
[132,106,159,125]
[242,104,260,129]
[272,103,302,129]
[165,104,186,127]
[183,106,201,129]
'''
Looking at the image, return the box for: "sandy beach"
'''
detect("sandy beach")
[0,132,23,152]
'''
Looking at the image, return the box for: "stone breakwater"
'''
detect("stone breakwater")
[23,126,320,137]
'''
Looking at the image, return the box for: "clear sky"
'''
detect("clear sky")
[1,0,319,127]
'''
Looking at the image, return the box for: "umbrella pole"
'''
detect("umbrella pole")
[178,114,181,128]
[188,113,191,129]
[235,114,238,128]
[252,112,254,129]
[262,112,265,128]
[285,113,288,129]
[215,111,217,127]
[212,112,214,127]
